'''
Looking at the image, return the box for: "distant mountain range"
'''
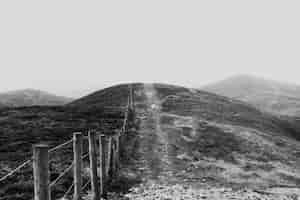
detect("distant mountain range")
[0,89,74,107]
[203,75,300,116]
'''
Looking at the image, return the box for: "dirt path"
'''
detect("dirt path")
[134,84,170,179]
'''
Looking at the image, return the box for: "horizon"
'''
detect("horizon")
[1,73,300,99]
[1,1,300,98]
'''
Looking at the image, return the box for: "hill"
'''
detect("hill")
[0,89,73,107]
[69,83,138,108]
[202,75,300,117]
[118,83,300,199]
[1,83,300,199]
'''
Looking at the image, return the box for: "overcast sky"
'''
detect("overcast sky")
[0,1,299,98]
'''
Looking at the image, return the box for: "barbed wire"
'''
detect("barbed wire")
[82,153,89,160]
[0,159,32,183]
[0,138,76,184]
[49,139,73,154]
[82,179,90,191]
[50,162,74,188]
[50,152,89,189]
[62,182,74,199]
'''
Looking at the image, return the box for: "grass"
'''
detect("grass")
[0,105,125,200]
[2,82,300,199]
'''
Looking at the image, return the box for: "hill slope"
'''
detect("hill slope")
[69,83,300,190]
[202,75,300,117]
[0,89,73,107]
[1,83,300,199]
[69,83,138,108]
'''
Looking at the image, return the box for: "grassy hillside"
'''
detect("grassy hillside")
[120,83,300,197]
[69,83,143,108]
[0,84,139,200]
[0,89,73,107]
[202,75,300,117]
[0,106,126,200]
[1,83,300,199]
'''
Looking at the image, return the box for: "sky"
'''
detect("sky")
[0,1,299,98]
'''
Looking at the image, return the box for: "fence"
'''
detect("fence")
[0,85,135,200]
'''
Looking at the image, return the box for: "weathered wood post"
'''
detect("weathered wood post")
[99,134,107,198]
[111,136,115,175]
[115,134,120,173]
[73,132,83,200]
[111,136,118,177]
[108,137,114,179]
[33,144,50,200]
[88,131,100,200]
[106,136,112,178]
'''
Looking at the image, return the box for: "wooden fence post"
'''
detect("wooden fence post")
[106,136,112,178]
[109,137,114,179]
[115,134,120,173]
[88,131,100,200]
[111,136,117,177]
[73,132,83,200]
[33,144,50,200]
[99,134,107,198]
[112,135,118,178]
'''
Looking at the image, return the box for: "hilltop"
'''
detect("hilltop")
[0,89,73,107]
[69,83,136,108]
[203,75,300,117]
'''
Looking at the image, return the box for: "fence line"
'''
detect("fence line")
[0,85,135,200]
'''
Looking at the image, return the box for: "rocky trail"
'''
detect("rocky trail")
[133,83,176,182]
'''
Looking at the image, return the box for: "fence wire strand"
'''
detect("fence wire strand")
[0,159,32,183]
[49,139,73,154]
[82,179,90,191]
[50,162,74,188]
[62,182,74,199]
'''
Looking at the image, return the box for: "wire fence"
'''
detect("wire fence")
[0,85,135,200]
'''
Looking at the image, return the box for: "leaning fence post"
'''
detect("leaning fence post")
[73,132,83,200]
[33,144,50,200]
[99,134,107,198]
[88,131,100,200]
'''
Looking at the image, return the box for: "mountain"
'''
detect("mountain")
[202,75,300,117]
[72,83,300,190]
[0,89,74,107]
[1,83,300,199]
